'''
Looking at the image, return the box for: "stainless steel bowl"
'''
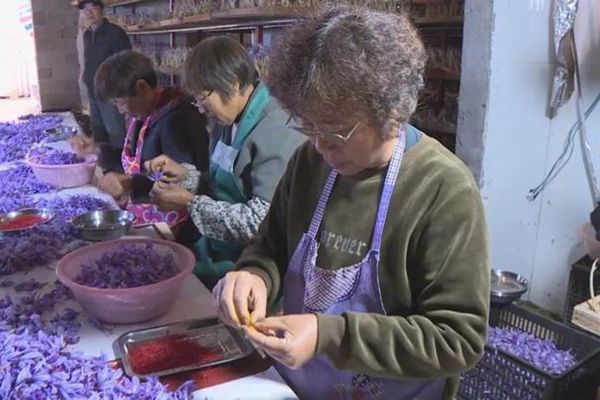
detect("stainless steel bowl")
[44,126,77,141]
[0,208,55,233]
[491,269,529,305]
[72,210,136,241]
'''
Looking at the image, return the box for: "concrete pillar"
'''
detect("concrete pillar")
[31,0,81,111]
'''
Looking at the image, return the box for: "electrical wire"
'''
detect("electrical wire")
[528,90,600,201]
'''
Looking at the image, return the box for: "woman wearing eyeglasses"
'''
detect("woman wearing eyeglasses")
[212,8,490,400]
[147,36,305,289]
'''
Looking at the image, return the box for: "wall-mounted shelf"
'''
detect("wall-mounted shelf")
[97,0,464,152]
[211,6,314,19]
[71,0,151,6]
[126,18,297,35]
[123,7,312,35]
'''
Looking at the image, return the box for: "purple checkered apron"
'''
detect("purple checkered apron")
[277,129,446,400]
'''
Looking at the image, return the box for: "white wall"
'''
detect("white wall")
[481,0,600,314]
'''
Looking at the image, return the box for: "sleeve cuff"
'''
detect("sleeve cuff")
[181,163,200,192]
[315,313,346,358]
[130,174,154,203]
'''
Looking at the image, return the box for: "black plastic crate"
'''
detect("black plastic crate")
[563,256,600,328]
[458,304,600,400]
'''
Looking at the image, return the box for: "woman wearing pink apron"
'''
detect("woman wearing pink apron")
[93,50,208,235]
[120,97,187,229]
[213,9,490,400]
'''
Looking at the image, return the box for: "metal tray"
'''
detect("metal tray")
[0,208,55,233]
[114,318,254,378]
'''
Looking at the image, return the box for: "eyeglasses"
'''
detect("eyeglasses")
[192,90,213,111]
[286,115,360,145]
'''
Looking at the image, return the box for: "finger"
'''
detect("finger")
[244,323,288,354]
[249,287,267,323]
[212,279,224,310]
[155,159,166,172]
[213,279,237,327]
[156,181,171,191]
[147,157,166,173]
[232,278,252,326]
[160,175,179,183]
[219,274,241,327]
[254,316,290,333]
[246,336,288,361]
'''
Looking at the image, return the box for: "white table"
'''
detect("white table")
[0,112,297,400]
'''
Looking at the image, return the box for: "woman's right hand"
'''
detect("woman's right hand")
[144,154,187,183]
[212,271,268,329]
[68,135,97,155]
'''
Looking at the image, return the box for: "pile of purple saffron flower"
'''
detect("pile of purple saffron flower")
[0,164,55,197]
[0,282,194,399]
[0,112,195,399]
[28,145,85,165]
[75,244,179,289]
[0,114,62,163]
[487,327,577,375]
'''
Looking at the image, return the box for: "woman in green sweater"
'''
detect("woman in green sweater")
[213,8,490,400]
[146,37,305,289]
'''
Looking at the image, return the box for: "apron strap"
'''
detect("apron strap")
[306,126,406,243]
[307,170,338,238]
[370,127,406,252]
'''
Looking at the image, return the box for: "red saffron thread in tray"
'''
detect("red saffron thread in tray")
[0,214,45,231]
[128,334,222,375]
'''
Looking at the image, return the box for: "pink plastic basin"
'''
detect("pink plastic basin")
[579,223,600,260]
[56,238,195,324]
[26,154,97,188]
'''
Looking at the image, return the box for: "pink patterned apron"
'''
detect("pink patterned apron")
[120,89,188,229]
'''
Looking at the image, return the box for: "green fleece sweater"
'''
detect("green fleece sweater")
[236,133,490,399]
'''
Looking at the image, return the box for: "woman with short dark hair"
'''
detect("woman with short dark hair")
[147,37,305,288]
[212,8,490,400]
[88,50,209,244]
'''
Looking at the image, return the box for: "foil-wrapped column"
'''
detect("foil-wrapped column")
[549,0,580,118]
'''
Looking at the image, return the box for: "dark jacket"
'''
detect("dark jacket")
[83,19,131,98]
[100,87,209,185]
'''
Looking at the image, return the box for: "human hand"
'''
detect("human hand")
[149,180,194,210]
[97,172,131,203]
[68,135,97,155]
[212,270,268,329]
[245,314,318,369]
[144,154,187,183]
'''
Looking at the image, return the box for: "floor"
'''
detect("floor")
[0,97,40,122]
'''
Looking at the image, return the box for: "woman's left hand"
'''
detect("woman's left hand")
[150,181,194,210]
[98,172,131,203]
[68,135,97,156]
[244,314,318,370]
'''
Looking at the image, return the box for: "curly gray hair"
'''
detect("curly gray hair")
[267,7,426,137]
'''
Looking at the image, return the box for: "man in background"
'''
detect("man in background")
[79,0,130,148]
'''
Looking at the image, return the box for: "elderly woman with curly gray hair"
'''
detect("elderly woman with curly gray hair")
[213,7,490,400]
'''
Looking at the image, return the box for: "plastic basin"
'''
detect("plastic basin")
[56,238,195,324]
[26,154,96,188]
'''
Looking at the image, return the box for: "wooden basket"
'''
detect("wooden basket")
[571,258,600,335]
